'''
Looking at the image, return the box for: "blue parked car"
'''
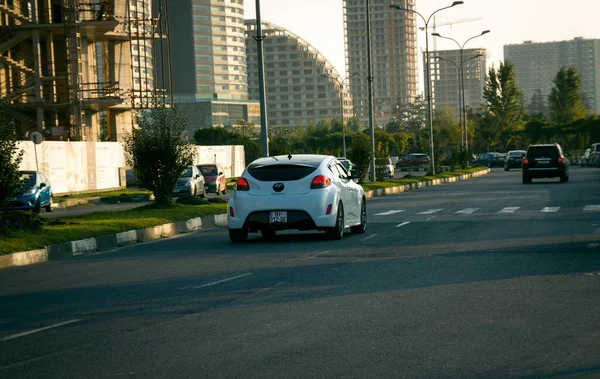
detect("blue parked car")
[8,171,53,213]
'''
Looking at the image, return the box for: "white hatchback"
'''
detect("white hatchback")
[227,154,367,242]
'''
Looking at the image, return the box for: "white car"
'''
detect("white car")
[227,154,367,242]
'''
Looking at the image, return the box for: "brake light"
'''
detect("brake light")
[236,177,249,191]
[522,158,528,164]
[229,206,235,217]
[558,157,565,163]
[310,175,331,189]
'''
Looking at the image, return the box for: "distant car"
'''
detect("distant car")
[227,154,366,243]
[589,143,600,167]
[396,153,430,168]
[504,150,527,170]
[8,171,53,213]
[197,163,227,195]
[522,143,569,183]
[173,166,205,198]
[473,152,505,167]
[581,148,591,167]
[337,157,355,172]
[377,157,395,178]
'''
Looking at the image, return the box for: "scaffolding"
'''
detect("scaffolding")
[0,0,170,141]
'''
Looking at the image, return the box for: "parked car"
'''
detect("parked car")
[377,157,395,178]
[504,150,527,170]
[396,153,430,167]
[473,152,505,167]
[173,166,205,198]
[522,143,569,183]
[227,154,366,243]
[581,148,591,167]
[197,163,227,195]
[589,143,600,167]
[8,171,53,213]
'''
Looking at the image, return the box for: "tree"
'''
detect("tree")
[345,117,363,133]
[527,89,547,119]
[482,60,525,150]
[548,67,588,123]
[124,106,196,207]
[0,102,24,211]
[347,133,372,182]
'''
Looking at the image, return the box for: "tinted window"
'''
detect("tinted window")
[20,173,36,189]
[181,167,193,177]
[248,164,318,181]
[508,151,525,157]
[198,165,218,176]
[527,146,560,158]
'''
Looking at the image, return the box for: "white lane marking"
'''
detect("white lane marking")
[396,222,411,228]
[1,319,81,342]
[499,207,520,213]
[417,209,442,215]
[186,273,253,290]
[456,208,479,214]
[374,210,405,216]
[288,250,332,261]
[361,234,379,241]
[541,207,560,213]
[584,205,600,211]
[587,243,600,248]
[426,216,437,221]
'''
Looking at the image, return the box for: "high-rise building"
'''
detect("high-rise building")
[504,37,600,114]
[343,0,419,125]
[161,0,260,134]
[0,0,167,141]
[431,48,486,116]
[245,20,353,128]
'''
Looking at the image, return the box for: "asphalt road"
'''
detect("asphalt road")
[1,167,599,378]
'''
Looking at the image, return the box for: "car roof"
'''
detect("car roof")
[249,154,331,168]
[529,143,559,147]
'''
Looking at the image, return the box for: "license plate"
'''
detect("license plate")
[269,211,287,224]
[537,160,550,165]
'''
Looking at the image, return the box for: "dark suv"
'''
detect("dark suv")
[522,143,569,183]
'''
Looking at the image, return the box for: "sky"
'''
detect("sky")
[245,0,600,86]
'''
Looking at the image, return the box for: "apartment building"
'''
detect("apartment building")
[431,48,486,116]
[160,0,260,135]
[343,0,419,125]
[504,37,600,114]
[0,0,167,141]
[245,20,353,128]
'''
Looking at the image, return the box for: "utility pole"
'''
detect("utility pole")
[253,0,269,157]
[366,0,376,182]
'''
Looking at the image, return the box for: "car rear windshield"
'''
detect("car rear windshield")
[248,164,318,181]
[198,165,218,176]
[508,151,525,157]
[527,146,560,158]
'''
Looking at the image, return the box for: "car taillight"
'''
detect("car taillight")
[236,177,249,191]
[558,157,565,163]
[310,175,331,189]
[229,206,235,217]
[522,158,528,164]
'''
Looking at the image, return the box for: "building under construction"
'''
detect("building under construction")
[0,0,171,141]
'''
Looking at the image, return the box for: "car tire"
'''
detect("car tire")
[33,198,41,214]
[199,186,205,198]
[351,199,367,234]
[522,174,532,184]
[45,198,53,213]
[326,203,344,240]
[504,167,509,171]
[560,174,569,183]
[229,228,248,243]
[261,229,276,239]
[193,186,197,197]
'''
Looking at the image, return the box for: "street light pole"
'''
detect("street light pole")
[253,0,269,157]
[390,1,464,175]
[432,30,490,152]
[434,56,463,148]
[321,73,358,157]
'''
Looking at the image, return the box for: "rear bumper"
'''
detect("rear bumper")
[523,167,566,178]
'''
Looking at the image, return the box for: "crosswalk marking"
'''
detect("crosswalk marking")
[541,207,560,213]
[374,210,405,216]
[499,207,520,213]
[417,209,443,215]
[584,205,600,211]
[456,208,479,214]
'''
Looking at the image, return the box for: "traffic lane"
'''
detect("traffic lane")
[2,238,599,378]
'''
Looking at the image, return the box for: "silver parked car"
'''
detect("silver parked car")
[173,166,205,198]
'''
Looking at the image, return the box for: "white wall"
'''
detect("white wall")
[193,145,246,178]
[17,141,126,195]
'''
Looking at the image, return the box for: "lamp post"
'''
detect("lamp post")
[432,30,490,152]
[321,72,359,157]
[435,53,484,150]
[390,1,463,175]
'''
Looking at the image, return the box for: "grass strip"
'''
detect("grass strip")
[54,189,152,203]
[360,167,486,192]
[0,203,227,255]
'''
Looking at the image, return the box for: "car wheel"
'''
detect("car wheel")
[229,228,248,243]
[199,186,205,198]
[45,198,53,213]
[193,185,197,197]
[351,199,367,234]
[504,167,509,171]
[33,198,41,214]
[326,203,344,240]
[560,174,569,183]
[522,174,531,184]
[261,229,276,239]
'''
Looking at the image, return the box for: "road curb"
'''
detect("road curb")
[1,215,225,269]
[1,169,490,269]
[364,168,490,199]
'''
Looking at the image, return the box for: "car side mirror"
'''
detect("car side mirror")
[350,170,361,179]
[39,183,47,188]
[218,171,223,175]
